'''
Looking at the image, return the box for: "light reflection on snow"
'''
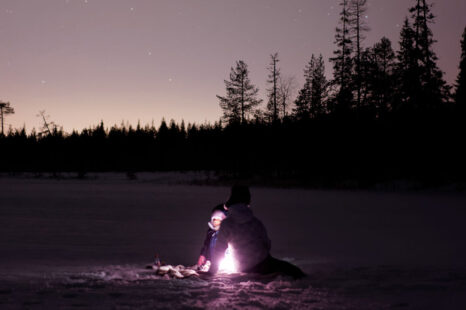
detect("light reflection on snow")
[218,244,237,274]
[46,264,324,310]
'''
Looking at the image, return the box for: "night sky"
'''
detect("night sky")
[1,0,465,132]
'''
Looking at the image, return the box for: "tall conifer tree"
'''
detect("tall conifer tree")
[348,0,369,109]
[363,37,395,117]
[330,0,354,114]
[294,57,314,119]
[395,17,421,113]
[266,53,281,123]
[310,54,328,117]
[409,0,448,109]
[217,60,262,124]
[0,101,14,136]
[455,26,466,110]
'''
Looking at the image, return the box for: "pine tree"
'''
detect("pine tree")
[36,110,58,137]
[455,26,466,110]
[330,0,354,114]
[266,53,281,123]
[293,55,328,119]
[358,48,372,109]
[348,0,369,109]
[364,37,396,117]
[394,17,421,113]
[293,87,310,120]
[0,101,14,136]
[293,57,314,119]
[409,0,448,109]
[180,120,187,139]
[310,54,328,117]
[217,60,262,124]
[157,118,169,143]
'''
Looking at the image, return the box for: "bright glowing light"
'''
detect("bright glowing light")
[218,244,237,274]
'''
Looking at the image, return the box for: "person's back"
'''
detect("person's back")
[212,202,271,272]
[209,185,305,279]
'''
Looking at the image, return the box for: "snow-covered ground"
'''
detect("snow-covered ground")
[1,176,466,309]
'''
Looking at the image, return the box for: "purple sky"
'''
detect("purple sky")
[1,0,465,132]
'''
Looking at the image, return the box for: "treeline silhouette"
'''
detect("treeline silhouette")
[1,112,465,188]
[1,0,465,188]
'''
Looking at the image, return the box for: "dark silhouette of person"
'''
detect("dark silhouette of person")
[209,185,305,279]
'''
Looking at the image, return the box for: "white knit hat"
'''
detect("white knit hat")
[211,210,226,222]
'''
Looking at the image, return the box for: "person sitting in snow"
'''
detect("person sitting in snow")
[208,185,305,279]
[197,204,227,271]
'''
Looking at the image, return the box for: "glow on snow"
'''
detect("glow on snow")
[218,244,237,274]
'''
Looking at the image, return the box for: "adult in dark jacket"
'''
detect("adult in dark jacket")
[209,185,305,279]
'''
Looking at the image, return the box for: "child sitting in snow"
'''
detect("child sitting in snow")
[197,204,227,271]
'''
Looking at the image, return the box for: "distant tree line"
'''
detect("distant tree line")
[1,0,466,188]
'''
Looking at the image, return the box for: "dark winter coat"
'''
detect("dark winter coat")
[199,228,218,261]
[210,203,271,273]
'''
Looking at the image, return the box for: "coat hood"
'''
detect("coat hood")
[227,203,253,224]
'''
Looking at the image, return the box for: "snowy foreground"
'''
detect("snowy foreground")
[1,176,466,309]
